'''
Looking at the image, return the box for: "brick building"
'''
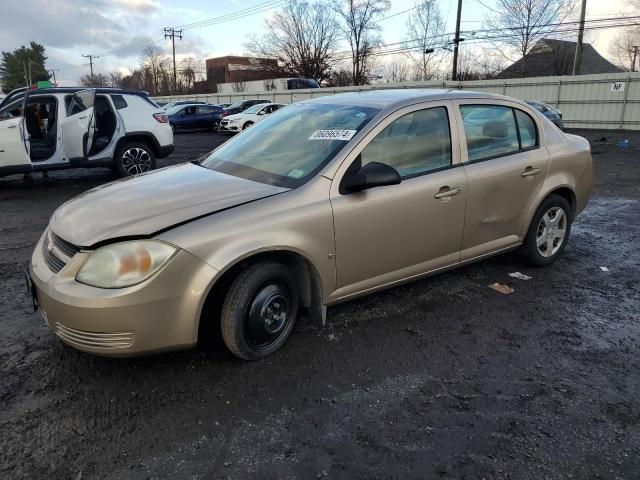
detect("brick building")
[205,56,278,92]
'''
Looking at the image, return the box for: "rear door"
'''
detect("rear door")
[0,93,30,169]
[454,101,549,260]
[60,89,96,160]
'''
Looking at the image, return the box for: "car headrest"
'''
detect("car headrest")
[483,120,508,139]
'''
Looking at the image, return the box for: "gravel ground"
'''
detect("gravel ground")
[1,129,639,479]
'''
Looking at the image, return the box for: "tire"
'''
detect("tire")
[114,141,156,177]
[522,194,573,266]
[242,121,254,131]
[210,122,219,133]
[221,262,299,360]
[170,123,176,134]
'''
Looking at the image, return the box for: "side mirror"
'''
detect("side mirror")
[341,161,401,194]
[257,111,266,115]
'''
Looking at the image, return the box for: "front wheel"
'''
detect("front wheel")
[114,142,156,177]
[242,121,254,131]
[523,194,572,266]
[221,262,299,360]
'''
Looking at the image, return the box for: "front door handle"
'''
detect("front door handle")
[7,124,17,129]
[434,186,462,199]
[521,167,542,177]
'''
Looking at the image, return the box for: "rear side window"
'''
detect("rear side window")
[515,109,537,149]
[360,106,452,179]
[111,95,128,109]
[460,105,530,162]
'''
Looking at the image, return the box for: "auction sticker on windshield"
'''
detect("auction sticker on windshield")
[309,129,357,141]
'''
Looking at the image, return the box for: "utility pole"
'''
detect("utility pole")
[82,54,99,83]
[572,0,587,75]
[451,0,463,81]
[49,69,59,86]
[632,46,639,72]
[164,27,183,93]
[23,61,29,86]
[28,60,32,85]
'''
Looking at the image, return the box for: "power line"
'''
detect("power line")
[176,0,285,30]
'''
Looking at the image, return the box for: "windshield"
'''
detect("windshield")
[242,104,265,114]
[201,102,380,188]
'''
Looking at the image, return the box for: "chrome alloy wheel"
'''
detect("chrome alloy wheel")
[536,206,567,257]
[121,147,152,175]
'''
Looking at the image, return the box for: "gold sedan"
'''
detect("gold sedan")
[29,90,593,360]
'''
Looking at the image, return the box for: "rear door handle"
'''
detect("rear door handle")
[7,124,17,129]
[434,186,462,199]
[521,167,542,177]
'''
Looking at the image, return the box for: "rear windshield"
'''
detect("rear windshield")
[201,102,380,188]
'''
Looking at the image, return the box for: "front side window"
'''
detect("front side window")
[359,106,452,179]
[460,105,520,162]
[201,102,380,188]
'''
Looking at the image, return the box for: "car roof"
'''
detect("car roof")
[305,88,512,109]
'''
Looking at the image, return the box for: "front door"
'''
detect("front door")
[0,94,30,169]
[455,102,550,259]
[60,89,96,161]
[0,116,30,169]
[329,103,467,301]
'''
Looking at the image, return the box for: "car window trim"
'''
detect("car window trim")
[459,103,540,165]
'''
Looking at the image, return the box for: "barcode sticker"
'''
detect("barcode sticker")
[309,129,357,141]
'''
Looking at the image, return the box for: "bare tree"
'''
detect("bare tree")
[140,46,171,94]
[382,55,411,82]
[79,72,109,87]
[109,71,124,88]
[246,0,339,83]
[610,29,640,71]
[484,0,574,77]
[335,0,391,85]
[405,0,445,80]
[327,68,353,86]
[232,81,247,92]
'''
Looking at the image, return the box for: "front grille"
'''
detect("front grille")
[51,232,80,257]
[55,323,134,349]
[42,230,79,273]
[42,241,66,273]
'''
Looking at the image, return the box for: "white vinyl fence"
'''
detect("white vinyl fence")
[155,72,640,130]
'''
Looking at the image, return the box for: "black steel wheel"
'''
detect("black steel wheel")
[221,262,298,360]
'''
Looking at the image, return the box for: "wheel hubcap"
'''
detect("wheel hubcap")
[245,282,291,351]
[536,206,567,257]
[121,147,151,175]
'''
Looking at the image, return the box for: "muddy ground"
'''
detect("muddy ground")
[1,129,639,479]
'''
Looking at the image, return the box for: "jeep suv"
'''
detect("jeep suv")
[0,87,174,178]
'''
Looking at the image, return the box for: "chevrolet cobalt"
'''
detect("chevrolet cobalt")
[29,90,593,360]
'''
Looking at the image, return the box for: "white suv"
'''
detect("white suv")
[0,87,174,178]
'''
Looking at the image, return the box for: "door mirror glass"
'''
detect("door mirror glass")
[341,161,401,193]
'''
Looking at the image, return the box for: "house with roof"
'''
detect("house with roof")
[496,39,622,78]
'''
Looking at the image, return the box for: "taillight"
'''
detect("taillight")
[153,113,168,123]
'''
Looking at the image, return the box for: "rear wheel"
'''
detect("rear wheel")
[221,262,299,360]
[170,123,176,134]
[523,194,572,266]
[242,121,254,131]
[210,121,219,132]
[114,142,156,177]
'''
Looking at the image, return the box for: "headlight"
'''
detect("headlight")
[229,119,239,123]
[76,241,177,288]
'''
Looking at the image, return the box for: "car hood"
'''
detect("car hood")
[50,163,289,247]
[225,113,245,120]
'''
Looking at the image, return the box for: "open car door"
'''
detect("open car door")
[0,89,30,171]
[60,89,96,160]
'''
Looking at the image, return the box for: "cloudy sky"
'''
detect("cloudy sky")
[0,0,631,85]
